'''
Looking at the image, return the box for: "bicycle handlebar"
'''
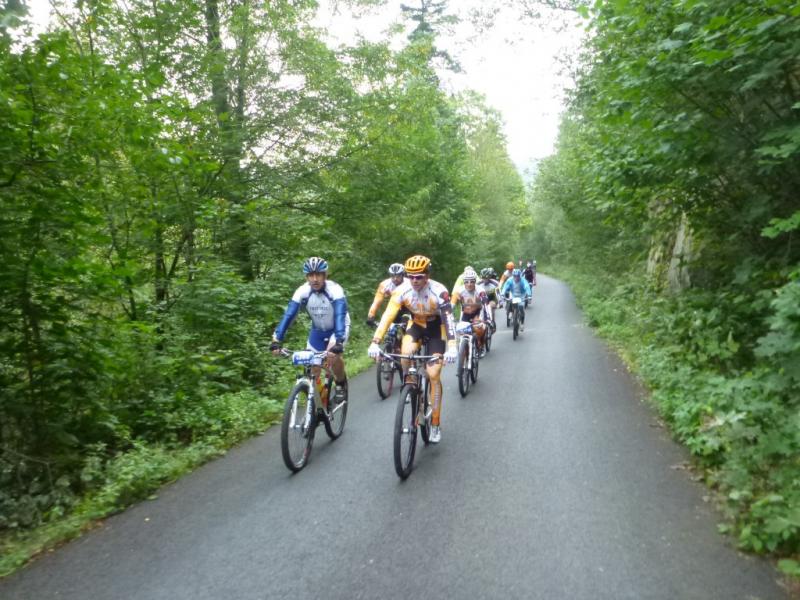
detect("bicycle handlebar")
[379,350,441,363]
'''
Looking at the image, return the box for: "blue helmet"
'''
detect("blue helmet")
[303,257,328,274]
[512,268,521,277]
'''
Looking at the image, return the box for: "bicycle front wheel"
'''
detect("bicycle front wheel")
[393,384,418,479]
[484,324,492,353]
[281,382,315,472]
[457,337,471,397]
[513,306,519,340]
[324,380,348,439]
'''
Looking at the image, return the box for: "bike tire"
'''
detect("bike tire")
[470,341,479,383]
[376,350,395,399]
[393,384,418,479]
[506,305,512,327]
[281,382,315,473]
[323,379,348,439]
[420,378,432,444]
[484,323,492,353]
[457,337,471,397]
[513,306,519,340]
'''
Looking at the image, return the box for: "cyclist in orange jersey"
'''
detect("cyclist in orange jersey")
[368,255,457,443]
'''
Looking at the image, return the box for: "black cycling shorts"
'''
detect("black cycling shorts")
[405,317,446,355]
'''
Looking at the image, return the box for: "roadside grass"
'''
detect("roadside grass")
[549,266,800,584]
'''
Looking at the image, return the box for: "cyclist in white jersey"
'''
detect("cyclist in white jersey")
[271,257,351,400]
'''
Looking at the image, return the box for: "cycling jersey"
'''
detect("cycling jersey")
[274,280,350,344]
[498,268,513,288]
[368,277,407,319]
[501,277,532,299]
[452,284,488,319]
[373,279,456,344]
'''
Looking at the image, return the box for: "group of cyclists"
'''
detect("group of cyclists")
[270,255,537,447]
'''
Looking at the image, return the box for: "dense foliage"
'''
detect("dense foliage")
[0,0,528,571]
[530,0,800,573]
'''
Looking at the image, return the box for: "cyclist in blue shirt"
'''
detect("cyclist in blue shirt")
[500,269,532,331]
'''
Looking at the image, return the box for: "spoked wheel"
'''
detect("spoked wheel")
[376,351,397,399]
[393,384,418,479]
[484,324,493,354]
[506,305,512,327]
[323,379,348,439]
[457,337,471,397]
[513,306,520,340]
[470,344,480,383]
[419,378,432,444]
[281,382,315,472]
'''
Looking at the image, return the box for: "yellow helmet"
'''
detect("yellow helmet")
[506,261,515,270]
[404,255,431,274]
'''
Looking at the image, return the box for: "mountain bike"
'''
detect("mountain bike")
[455,321,480,397]
[382,345,439,479]
[278,349,348,472]
[375,317,408,399]
[511,296,525,340]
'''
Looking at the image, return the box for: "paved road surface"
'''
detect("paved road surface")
[0,275,787,599]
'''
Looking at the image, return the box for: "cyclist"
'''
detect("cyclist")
[479,267,501,331]
[501,268,532,331]
[452,267,490,357]
[451,265,475,294]
[531,259,538,286]
[498,261,515,288]
[271,257,350,403]
[368,255,457,443]
[366,263,407,328]
[523,261,536,288]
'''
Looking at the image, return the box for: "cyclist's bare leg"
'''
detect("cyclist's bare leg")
[400,334,420,380]
[426,360,444,426]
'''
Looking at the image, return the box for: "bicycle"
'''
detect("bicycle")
[455,320,480,397]
[278,348,348,472]
[382,345,439,479]
[374,317,408,399]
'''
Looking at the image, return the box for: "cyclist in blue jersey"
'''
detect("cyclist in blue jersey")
[500,269,532,331]
[271,257,351,401]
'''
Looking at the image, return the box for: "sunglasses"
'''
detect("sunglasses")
[407,274,427,281]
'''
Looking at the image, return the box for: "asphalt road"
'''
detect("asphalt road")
[0,275,787,599]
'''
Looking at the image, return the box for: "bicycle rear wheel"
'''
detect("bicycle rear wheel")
[470,343,479,383]
[420,378,432,444]
[457,337,471,397]
[393,384,418,479]
[281,382,315,472]
[323,379,348,439]
[376,351,396,399]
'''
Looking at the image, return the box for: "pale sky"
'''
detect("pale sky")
[316,1,586,173]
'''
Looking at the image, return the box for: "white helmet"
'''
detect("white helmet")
[463,267,478,282]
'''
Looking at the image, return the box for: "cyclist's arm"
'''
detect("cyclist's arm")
[438,293,457,346]
[372,292,402,343]
[273,300,300,342]
[333,296,348,342]
[367,282,386,319]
